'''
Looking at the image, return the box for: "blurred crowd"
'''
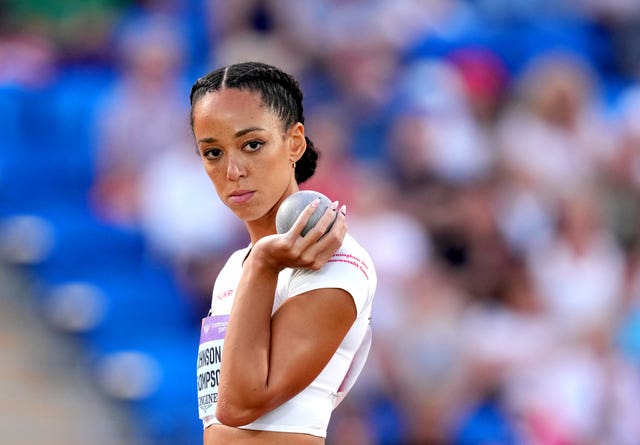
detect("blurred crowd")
[2,0,640,444]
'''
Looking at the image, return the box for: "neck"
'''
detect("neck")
[246,220,276,246]
[246,183,300,244]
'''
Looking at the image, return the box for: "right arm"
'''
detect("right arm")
[215,201,353,426]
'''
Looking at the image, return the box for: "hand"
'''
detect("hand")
[252,199,347,272]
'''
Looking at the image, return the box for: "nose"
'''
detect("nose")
[226,156,245,181]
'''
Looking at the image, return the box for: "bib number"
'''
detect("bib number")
[197,314,228,419]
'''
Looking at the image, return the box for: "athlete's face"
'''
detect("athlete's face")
[192,88,306,223]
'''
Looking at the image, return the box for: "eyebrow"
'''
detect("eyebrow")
[197,127,266,144]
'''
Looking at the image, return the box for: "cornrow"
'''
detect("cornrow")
[234,65,305,118]
[189,61,320,184]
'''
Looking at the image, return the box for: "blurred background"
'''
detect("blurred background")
[2,0,640,444]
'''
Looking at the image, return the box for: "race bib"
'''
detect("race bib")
[197,314,229,419]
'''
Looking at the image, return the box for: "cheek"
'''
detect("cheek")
[261,158,291,186]
[202,163,225,190]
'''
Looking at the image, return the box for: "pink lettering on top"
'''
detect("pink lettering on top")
[327,253,369,280]
[215,289,233,301]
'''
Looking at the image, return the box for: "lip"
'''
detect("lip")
[228,190,255,204]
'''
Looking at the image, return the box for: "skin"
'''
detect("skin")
[192,88,356,445]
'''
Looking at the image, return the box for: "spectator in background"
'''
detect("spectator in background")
[91,13,245,313]
[91,15,190,226]
[346,168,431,316]
[496,51,615,204]
[578,0,640,79]
[0,25,57,89]
[527,187,626,338]
[457,257,554,445]
[387,59,495,189]
[3,0,121,66]
[298,102,360,205]
[519,187,627,443]
[204,0,308,77]
[389,264,469,445]
[601,85,640,253]
[318,28,400,163]
[448,47,510,127]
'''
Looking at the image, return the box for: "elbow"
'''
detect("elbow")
[216,407,250,428]
[215,411,245,428]
[215,398,261,427]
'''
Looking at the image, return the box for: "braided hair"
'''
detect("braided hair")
[189,62,319,184]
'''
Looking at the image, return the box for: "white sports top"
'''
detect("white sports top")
[199,233,376,437]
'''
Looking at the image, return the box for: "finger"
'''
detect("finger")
[317,202,346,240]
[324,205,347,245]
[285,197,321,239]
[302,205,348,266]
[324,203,346,236]
[300,200,339,244]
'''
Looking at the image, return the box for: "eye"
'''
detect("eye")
[244,140,264,152]
[203,148,223,160]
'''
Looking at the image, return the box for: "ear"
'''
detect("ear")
[287,122,306,163]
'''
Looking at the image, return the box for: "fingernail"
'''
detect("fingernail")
[331,200,339,211]
[340,204,347,215]
[311,197,321,208]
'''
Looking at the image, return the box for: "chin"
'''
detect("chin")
[229,205,262,223]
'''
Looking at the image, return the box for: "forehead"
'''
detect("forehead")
[193,88,278,130]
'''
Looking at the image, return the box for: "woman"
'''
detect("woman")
[190,61,377,444]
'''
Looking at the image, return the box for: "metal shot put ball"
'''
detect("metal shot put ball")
[276,190,336,236]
